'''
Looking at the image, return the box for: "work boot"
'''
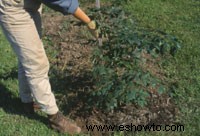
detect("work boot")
[23,102,40,114]
[48,111,81,134]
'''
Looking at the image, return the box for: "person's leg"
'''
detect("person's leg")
[0,0,81,133]
[0,0,58,115]
[18,2,42,110]
[18,61,33,103]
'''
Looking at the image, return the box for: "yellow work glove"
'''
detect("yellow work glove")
[87,20,99,39]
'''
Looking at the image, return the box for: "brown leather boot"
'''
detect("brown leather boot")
[23,102,40,114]
[48,111,81,134]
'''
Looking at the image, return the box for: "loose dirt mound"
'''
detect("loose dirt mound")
[42,14,93,75]
[42,13,178,136]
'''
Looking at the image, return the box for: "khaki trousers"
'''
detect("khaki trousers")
[0,0,59,115]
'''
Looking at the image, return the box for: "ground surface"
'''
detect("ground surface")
[41,11,178,136]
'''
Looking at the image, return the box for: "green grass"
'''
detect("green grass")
[0,0,200,135]
[122,0,200,136]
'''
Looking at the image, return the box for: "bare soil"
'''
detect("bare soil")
[42,12,179,136]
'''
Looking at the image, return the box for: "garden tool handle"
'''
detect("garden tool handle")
[96,0,102,46]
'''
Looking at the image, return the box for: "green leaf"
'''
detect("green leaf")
[158,86,166,94]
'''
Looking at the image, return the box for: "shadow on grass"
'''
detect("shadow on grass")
[0,69,48,125]
[49,69,94,117]
[0,67,94,122]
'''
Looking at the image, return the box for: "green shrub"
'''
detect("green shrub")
[88,6,180,110]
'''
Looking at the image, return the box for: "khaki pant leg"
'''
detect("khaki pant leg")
[18,1,42,103]
[0,0,59,114]
[18,61,33,103]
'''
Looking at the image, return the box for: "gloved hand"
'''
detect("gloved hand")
[87,20,99,39]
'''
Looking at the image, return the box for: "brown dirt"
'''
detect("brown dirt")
[42,12,179,136]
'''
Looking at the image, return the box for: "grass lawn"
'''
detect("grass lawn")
[123,0,200,135]
[0,0,199,135]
